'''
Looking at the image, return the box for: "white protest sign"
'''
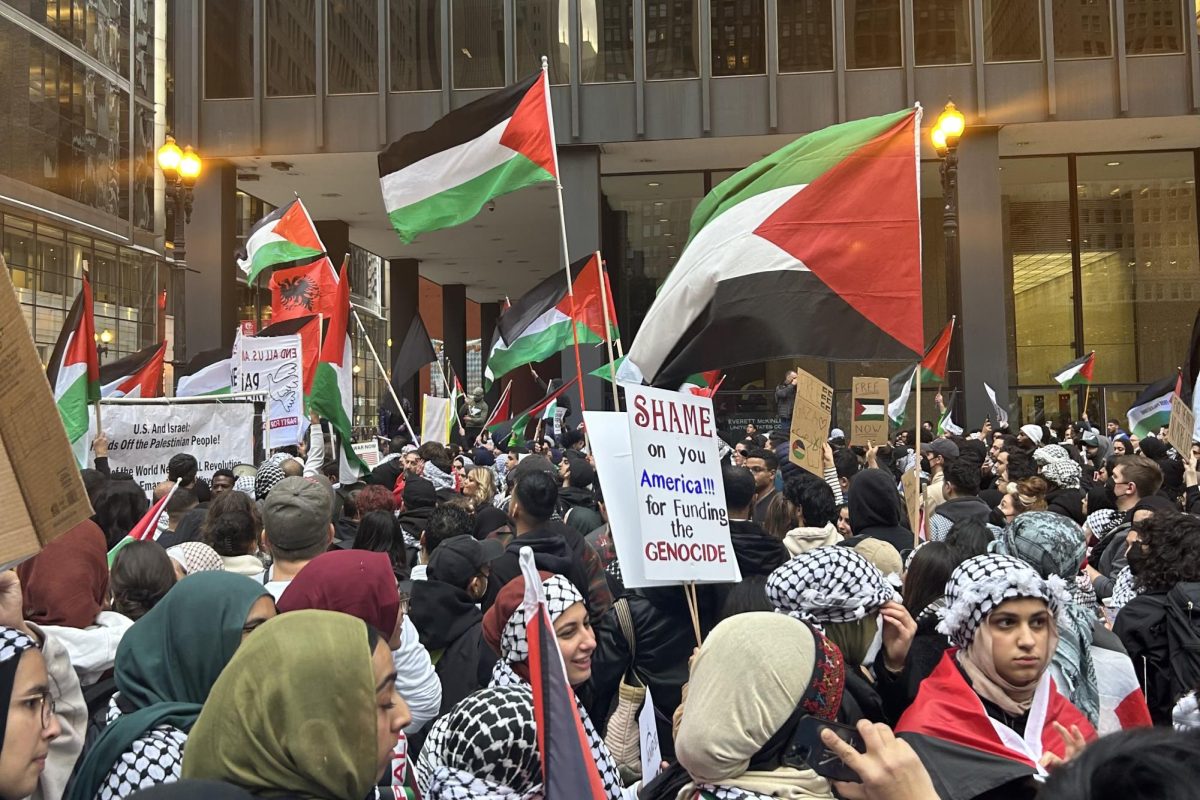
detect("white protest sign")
[353,441,381,468]
[238,334,305,448]
[88,401,255,495]
[624,384,740,583]
[638,685,662,783]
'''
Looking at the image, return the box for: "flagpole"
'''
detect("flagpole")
[542,55,588,417]
[913,365,923,548]
[351,308,421,446]
[596,251,622,411]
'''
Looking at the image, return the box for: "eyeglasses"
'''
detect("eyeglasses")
[27,691,55,729]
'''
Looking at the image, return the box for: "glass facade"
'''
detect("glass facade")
[515,0,571,83]
[453,0,506,88]
[1124,0,1182,54]
[389,0,442,91]
[646,0,699,79]
[1052,0,1111,57]
[984,0,1041,61]
[846,0,903,69]
[711,0,766,76]
[327,0,378,94]
[914,0,972,66]
[778,0,834,72]
[204,0,254,98]
[266,0,317,96]
[581,0,634,81]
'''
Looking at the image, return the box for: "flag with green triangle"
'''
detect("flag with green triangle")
[47,278,101,449]
[920,317,956,384]
[1052,352,1096,388]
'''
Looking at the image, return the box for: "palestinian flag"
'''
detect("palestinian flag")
[99,342,166,398]
[983,382,1009,429]
[1127,377,1175,439]
[270,257,340,322]
[920,317,956,384]
[488,378,578,447]
[481,382,513,430]
[308,263,369,482]
[888,364,916,426]
[680,371,721,397]
[47,279,100,445]
[936,389,962,436]
[619,107,923,388]
[484,256,603,388]
[176,348,233,397]
[854,397,886,422]
[107,480,181,565]
[590,356,626,385]
[236,198,326,284]
[1053,352,1096,388]
[570,253,621,342]
[379,70,557,244]
[260,314,323,396]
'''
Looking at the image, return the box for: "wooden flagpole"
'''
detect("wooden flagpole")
[351,308,420,445]
[595,251,622,410]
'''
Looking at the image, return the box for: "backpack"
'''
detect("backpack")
[1163,585,1200,703]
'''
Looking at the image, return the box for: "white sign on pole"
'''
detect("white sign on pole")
[87,401,255,495]
[638,685,663,784]
[624,384,739,583]
[352,441,381,468]
[237,334,305,448]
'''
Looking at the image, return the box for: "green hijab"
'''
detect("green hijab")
[182,610,378,800]
[67,572,270,800]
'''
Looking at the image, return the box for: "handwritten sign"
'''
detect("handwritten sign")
[1168,394,1195,457]
[639,685,663,783]
[238,334,304,448]
[850,377,889,447]
[788,368,833,476]
[902,465,922,545]
[625,385,739,583]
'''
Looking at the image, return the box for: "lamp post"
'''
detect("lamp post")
[931,101,966,416]
[94,328,113,361]
[156,135,201,358]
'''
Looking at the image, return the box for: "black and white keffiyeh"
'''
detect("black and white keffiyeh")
[1041,458,1082,490]
[233,474,256,497]
[500,574,583,665]
[1110,566,1140,610]
[1,626,37,752]
[254,462,286,500]
[1084,509,1123,539]
[938,554,1069,650]
[97,725,188,800]
[765,546,898,626]
[417,686,543,800]
[0,626,34,664]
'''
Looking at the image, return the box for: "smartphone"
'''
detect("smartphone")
[782,715,864,783]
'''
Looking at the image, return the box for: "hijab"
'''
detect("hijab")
[182,611,378,800]
[17,519,108,629]
[67,572,270,800]
[765,546,897,627]
[848,469,905,533]
[674,613,842,800]
[276,550,400,638]
[166,542,225,576]
[0,626,38,751]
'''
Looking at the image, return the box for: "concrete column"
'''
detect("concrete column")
[956,128,1009,427]
[558,145,604,413]
[480,301,501,402]
[183,159,238,359]
[442,283,467,391]
[388,258,420,407]
[314,220,350,264]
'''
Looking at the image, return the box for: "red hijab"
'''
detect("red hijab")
[276,550,400,638]
[17,519,109,629]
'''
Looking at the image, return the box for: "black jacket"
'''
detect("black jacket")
[408,579,496,716]
[156,505,208,550]
[485,520,599,621]
[558,486,604,536]
[397,506,434,566]
[775,382,796,419]
[728,519,790,576]
[1114,581,1200,725]
[931,496,991,527]
[874,609,951,724]
[366,457,405,490]
[473,504,510,540]
[847,468,915,554]
[1046,488,1086,524]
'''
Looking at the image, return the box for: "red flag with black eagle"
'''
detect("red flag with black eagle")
[270,257,339,322]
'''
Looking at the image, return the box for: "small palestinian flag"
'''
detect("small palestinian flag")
[590,355,626,384]
[920,317,956,384]
[1126,377,1175,439]
[176,348,233,397]
[936,390,963,436]
[378,69,557,244]
[236,198,326,285]
[47,279,100,446]
[619,107,923,388]
[107,479,181,565]
[679,370,721,397]
[854,397,886,422]
[309,262,369,482]
[1053,352,1096,388]
[569,253,621,342]
[888,364,916,426]
[481,382,513,430]
[488,378,578,447]
[99,342,166,398]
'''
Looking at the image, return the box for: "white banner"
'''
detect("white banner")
[89,402,255,495]
[421,394,451,444]
[238,334,305,448]
[624,385,739,583]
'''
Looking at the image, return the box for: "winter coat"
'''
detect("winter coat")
[407,579,496,716]
[775,382,796,419]
[366,457,405,490]
[1114,582,1200,725]
[558,485,605,536]
[1046,488,1086,524]
[783,523,842,556]
[486,520,613,624]
[874,609,951,724]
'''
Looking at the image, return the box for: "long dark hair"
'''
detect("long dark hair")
[902,542,958,618]
[109,540,176,621]
[93,479,150,549]
[353,511,409,579]
[1129,511,1200,593]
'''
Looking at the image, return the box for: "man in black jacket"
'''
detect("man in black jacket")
[928,458,991,541]
[775,370,797,430]
[365,434,411,489]
[557,452,604,535]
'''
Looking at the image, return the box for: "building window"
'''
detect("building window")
[711,0,766,76]
[266,0,317,96]
[453,0,506,88]
[778,0,834,72]
[581,0,634,81]
[327,0,378,93]
[846,0,902,69]
[1124,0,1182,53]
[984,0,1041,61]
[390,0,442,90]
[646,0,700,79]
[1052,0,1111,58]
[204,0,254,98]
[515,0,571,83]
[914,0,971,65]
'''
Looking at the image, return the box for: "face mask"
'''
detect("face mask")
[1104,477,1118,504]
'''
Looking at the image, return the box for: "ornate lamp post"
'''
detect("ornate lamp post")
[931,101,966,412]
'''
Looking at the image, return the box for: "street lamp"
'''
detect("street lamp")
[157,135,202,265]
[94,328,113,360]
[931,100,966,414]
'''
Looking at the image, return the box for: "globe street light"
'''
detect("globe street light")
[157,135,202,265]
[931,101,967,412]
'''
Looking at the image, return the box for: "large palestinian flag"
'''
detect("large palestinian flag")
[1053,351,1095,388]
[1126,377,1175,439]
[176,348,233,397]
[619,108,924,388]
[379,70,557,244]
[236,198,326,285]
[484,256,604,388]
[47,279,100,445]
[99,342,166,398]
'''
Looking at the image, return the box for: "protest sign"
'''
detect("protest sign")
[237,334,305,448]
[902,465,922,543]
[639,685,663,783]
[87,401,255,495]
[850,377,889,447]
[788,368,833,475]
[353,441,381,468]
[624,384,740,583]
[1168,394,1195,457]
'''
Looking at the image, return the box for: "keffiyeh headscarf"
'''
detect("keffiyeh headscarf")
[424,461,456,492]
[1041,458,1082,490]
[938,554,1068,650]
[993,513,1099,724]
[1085,509,1122,540]
[254,462,286,500]
[1033,445,1070,466]
[766,546,898,627]
[1110,566,1140,609]
[1,626,38,751]
[417,686,542,800]
[233,475,255,497]
[166,542,225,576]
[499,575,582,665]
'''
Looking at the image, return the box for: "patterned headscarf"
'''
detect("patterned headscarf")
[992,512,1099,723]
[1084,509,1123,540]
[500,575,582,664]
[766,546,898,626]
[1110,566,1140,610]
[1,626,38,751]
[417,686,542,800]
[1041,458,1082,490]
[254,461,286,500]
[424,461,456,492]
[233,475,255,497]
[938,554,1068,650]
[166,542,225,576]
[1033,445,1070,466]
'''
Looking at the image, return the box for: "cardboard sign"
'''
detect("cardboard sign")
[788,368,833,476]
[238,334,305,448]
[639,685,663,783]
[86,401,256,495]
[0,257,93,568]
[850,377,889,447]
[1168,394,1196,457]
[625,384,740,583]
[902,465,922,545]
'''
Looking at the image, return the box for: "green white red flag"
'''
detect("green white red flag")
[236,198,326,284]
[99,342,166,398]
[1052,352,1096,388]
[47,278,101,446]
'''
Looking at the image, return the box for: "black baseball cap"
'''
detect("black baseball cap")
[427,535,504,590]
